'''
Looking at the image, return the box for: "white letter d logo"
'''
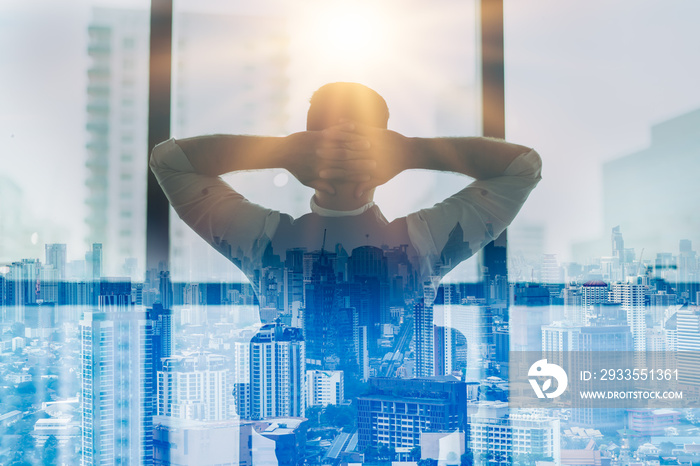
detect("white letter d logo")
[528,359,568,399]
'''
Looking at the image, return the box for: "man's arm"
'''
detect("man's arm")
[149,123,373,264]
[320,125,542,279]
[175,123,373,194]
[408,136,531,179]
[149,138,281,266]
[408,143,542,274]
[313,125,531,197]
[411,137,542,279]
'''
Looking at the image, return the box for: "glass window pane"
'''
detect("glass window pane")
[1,2,150,464]
[505,1,700,461]
[170,0,482,282]
[164,0,483,462]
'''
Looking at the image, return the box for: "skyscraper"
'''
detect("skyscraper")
[244,321,305,420]
[469,402,560,464]
[85,9,149,278]
[356,376,469,450]
[157,352,232,421]
[347,246,390,356]
[85,243,103,282]
[305,370,344,407]
[302,249,341,367]
[232,340,252,420]
[676,307,700,393]
[80,280,153,465]
[541,322,634,429]
[678,240,699,304]
[45,243,66,279]
[149,302,174,405]
[414,284,436,377]
[581,280,608,322]
[614,281,647,352]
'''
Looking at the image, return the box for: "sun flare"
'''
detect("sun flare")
[322,10,379,58]
[294,1,396,73]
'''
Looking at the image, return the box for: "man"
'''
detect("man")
[151,82,541,451]
[150,82,542,290]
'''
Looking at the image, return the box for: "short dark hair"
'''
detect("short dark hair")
[307,82,389,131]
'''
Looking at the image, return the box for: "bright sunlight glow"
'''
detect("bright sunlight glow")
[323,11,377,57]
[292,1,396,76]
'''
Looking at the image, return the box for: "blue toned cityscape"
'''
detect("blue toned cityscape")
[3,2,700,466]
[1,226,700,464]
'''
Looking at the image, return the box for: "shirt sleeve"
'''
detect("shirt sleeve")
[406,148,542,280]
[149,138,281,267]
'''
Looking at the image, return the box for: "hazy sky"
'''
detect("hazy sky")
[504,0,700,262]
[2,0,699,267]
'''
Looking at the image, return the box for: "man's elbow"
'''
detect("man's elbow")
[149,141,165,172]
[530,149,543,179]
[519,148,543,182]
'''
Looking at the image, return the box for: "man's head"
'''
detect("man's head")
[307,82,389,131]
[307,83,388,211]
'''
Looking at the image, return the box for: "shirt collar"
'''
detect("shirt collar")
[310,196,375,217]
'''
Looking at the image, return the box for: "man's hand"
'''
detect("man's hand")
[283,122,376,195]
[315,123,415,198]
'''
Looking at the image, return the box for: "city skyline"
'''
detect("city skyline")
[1,227,700,464]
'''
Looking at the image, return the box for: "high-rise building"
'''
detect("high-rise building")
[562,283,583,323]
[85,243,103,282]
[614,281,647,352]
[45,243,66,279]
[356,376,470,450]
[414,285,435,377]
[579,280,609,323]
[541,321,633,429]
[469,401,560,463]
[7,259,39,310]
[510,284,551,352]
[344,246,390,357]
[305,370,344,407]
[678,240,699,304]
[542,321,633,355]
[23,302,57,339]
[243,322,305,420]
[85,9,149,278]
[541,253,563,285]
[649,291,677,325]
[676,307,700,392]
[302,250,358,370]
[542,321,582,353]
[150,302,173,370]
[80,280,153,465]
[157,352,232,421]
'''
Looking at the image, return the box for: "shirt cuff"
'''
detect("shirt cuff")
[150,138,197,173]
[502,148,543,179]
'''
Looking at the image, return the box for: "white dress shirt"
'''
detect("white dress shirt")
[150,138,542,282]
